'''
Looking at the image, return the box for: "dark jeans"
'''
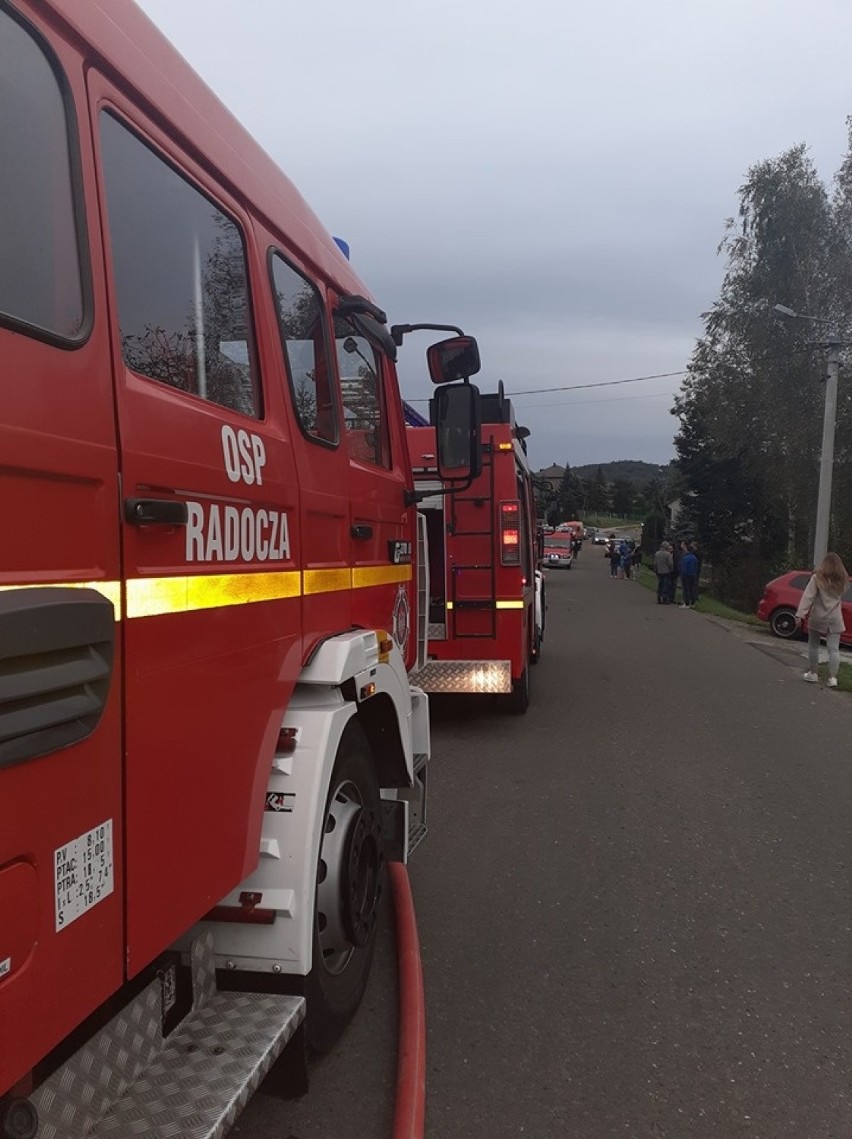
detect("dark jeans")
[656,573,668,602]
[681,574,699,606]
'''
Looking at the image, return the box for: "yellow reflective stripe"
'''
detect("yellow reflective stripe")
[352,565,412,589]
[303,568,352,594]
[126,571,300,618]
[0,562,413,621]
[0,580,123,619]
[445,599,524,611]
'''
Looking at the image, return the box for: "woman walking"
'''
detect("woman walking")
[795,552,849,688]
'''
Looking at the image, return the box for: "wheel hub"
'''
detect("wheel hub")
[316,781,382,974]
[342,807,381,948]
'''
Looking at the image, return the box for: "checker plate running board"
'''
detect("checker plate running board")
[30,933,304,1138]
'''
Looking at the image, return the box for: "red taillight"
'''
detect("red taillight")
[500,500,521,565]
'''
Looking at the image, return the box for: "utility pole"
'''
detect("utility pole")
[773,305,846,568]
[813,339,841,565]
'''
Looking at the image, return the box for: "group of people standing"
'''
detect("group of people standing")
[653,540,701,608]
[607,536,642,580]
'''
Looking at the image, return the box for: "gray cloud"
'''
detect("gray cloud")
[136,0,852,470]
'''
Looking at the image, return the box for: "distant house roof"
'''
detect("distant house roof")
[538,464,564,479]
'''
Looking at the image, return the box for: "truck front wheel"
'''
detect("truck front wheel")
[306,719,384,1054]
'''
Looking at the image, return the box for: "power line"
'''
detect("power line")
[507,370,688,397]
[405,370,685,404]
[506,346,819,398]
[405,346,819,403]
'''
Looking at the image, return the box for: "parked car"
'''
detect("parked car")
[541,534,573,569]
[756,570,852,642]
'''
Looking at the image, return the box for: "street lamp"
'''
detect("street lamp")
[772,304,844,566]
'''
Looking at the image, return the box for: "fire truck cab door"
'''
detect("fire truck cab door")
[334,320,414,659]
[92,86,301,974]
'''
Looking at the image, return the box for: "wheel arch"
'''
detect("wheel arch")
[304,629,415,786]
[191,628,416,979]
[351,690,409,789]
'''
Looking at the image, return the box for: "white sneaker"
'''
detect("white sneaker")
[827,677,838,689]
[803,671,818,683]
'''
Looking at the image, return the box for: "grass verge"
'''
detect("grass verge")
[686,593,764,627]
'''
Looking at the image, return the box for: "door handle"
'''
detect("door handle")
[351,524,373,540]
[125,498,188,526]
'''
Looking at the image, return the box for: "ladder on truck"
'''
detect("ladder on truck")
[447,437,497,640]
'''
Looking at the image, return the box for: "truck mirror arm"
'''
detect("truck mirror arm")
[405,475,477,508]
[390,322,464,347]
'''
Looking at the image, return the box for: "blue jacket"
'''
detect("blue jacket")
[681,551,699,577]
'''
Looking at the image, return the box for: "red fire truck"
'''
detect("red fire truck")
[0,2,481,1134]
[406,388,544,714]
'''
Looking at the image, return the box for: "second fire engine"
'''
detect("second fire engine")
[406,386,544,714]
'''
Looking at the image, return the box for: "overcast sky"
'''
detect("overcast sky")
[135,0,852,471]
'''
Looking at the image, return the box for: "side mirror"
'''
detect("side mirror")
[434,383,481,482]
[427,335,481,384]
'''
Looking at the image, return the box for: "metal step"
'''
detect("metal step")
[412,659,511,694]
[31,933,304,1139]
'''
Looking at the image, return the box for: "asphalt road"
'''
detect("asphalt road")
[237,549,852,1138]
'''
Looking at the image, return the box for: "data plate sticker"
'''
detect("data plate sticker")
[55,820,114,932]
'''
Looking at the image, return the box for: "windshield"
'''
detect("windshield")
[545,536,572,548]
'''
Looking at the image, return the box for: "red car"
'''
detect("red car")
[756,570,852,642]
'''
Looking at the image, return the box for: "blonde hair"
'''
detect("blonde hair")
[815,552,849,598]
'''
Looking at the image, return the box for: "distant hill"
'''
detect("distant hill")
[573,460,667,487]
[537,460,668,488]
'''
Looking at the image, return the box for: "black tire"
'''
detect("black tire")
[505,666,530,714]
[770,607,799,639]
[531,624,541,664]
[531,581,546,665]
[305,719,383,1054]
